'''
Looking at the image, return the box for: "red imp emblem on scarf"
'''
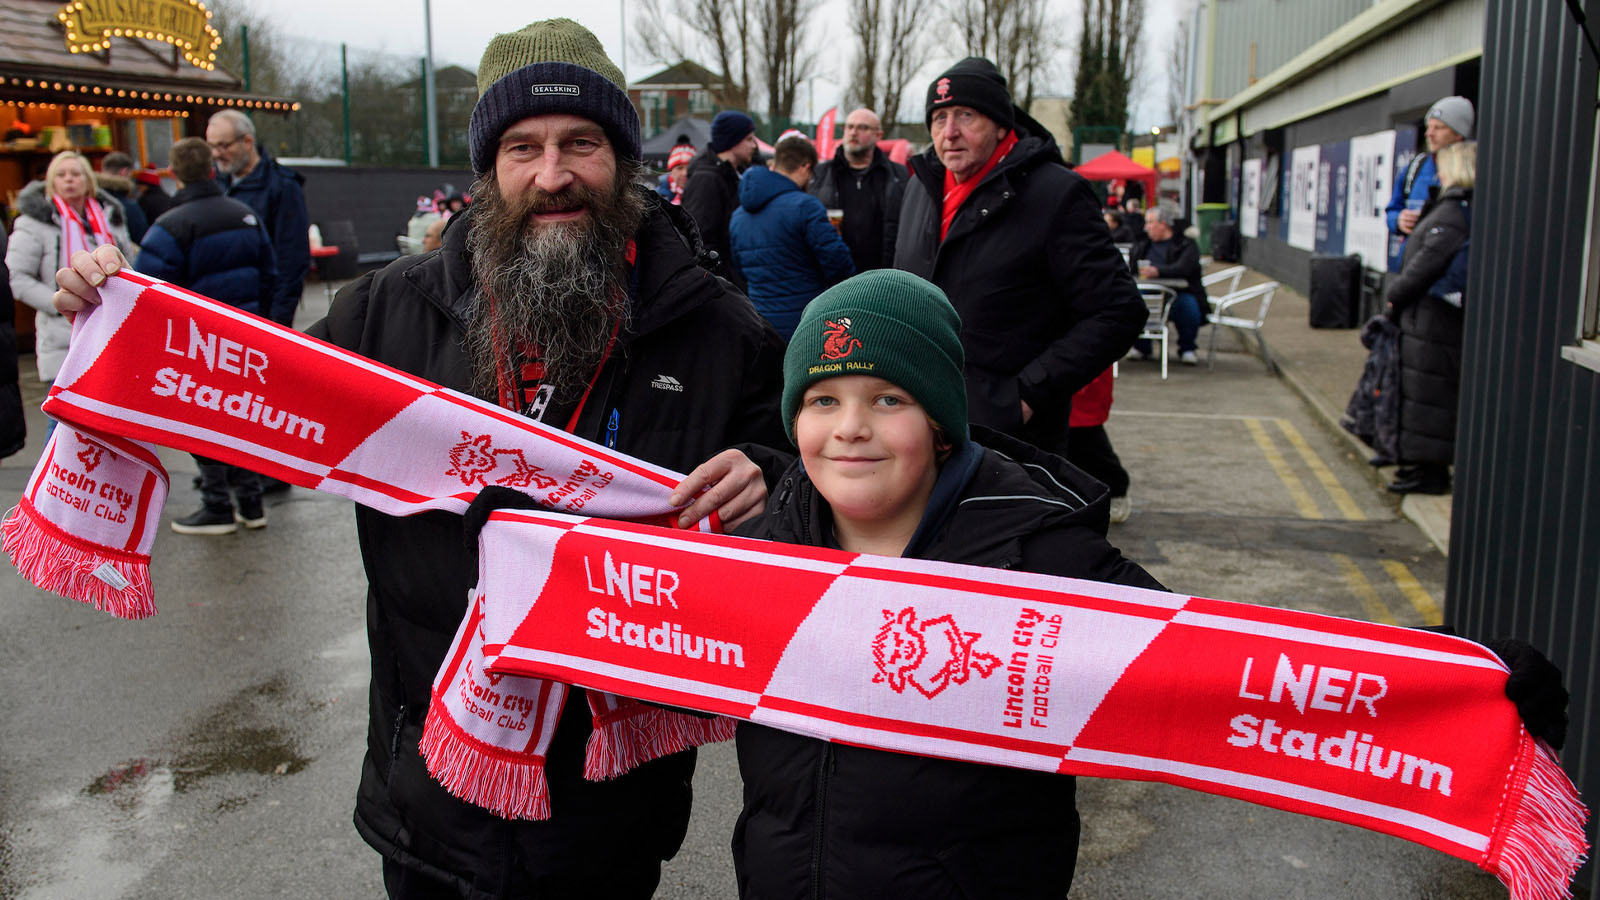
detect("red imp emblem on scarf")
[935,78,951,102]
[872,607,1001,698]
[820,317,863,361]
[74,435,105,472]
[446,432,560,490]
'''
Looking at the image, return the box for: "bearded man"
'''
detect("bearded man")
[56,18,786,899]
[807,107,908,271]
[206,108,310,327]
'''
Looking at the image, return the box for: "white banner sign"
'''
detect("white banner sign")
[1344,130,1397,269]
[1240,158,1261,239]
[1287,145,1320,251]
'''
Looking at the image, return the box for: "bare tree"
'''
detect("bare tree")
[633,0,755,109]
[848,0,927,123]
[944,0,1059,111]
[757,0,819,127]
[1164,6,1193,125]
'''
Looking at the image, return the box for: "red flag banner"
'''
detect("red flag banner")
[816,106,838,161]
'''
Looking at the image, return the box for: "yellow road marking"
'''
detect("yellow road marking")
[1334,554,1398,625]
[1381,560,1443,626]
[1274,419,1365,521]
[1244,418,1322,519]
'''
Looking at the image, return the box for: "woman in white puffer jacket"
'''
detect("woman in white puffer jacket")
[7,151,135,383]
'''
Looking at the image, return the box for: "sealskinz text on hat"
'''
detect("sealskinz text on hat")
[468,18,641,174]
[925,57,1015,131]
[1427,95,1475,140]
[782,269,968,448]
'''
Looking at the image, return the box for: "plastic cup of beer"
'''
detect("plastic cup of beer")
[827,209,844,230]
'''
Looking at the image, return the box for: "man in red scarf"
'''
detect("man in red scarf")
[894,58,1145,461]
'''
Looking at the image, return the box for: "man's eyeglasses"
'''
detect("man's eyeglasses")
[208,135,245,153]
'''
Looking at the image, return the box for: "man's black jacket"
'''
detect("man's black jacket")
[808,145,909,271]
[895,108,1145,453]
[306,191,787,898]
[1127,230,1207,302]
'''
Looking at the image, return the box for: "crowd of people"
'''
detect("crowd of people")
[26,14,1547,900]
[3,104,312,525]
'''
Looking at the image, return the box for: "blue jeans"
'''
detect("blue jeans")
[1136,291,1205,355]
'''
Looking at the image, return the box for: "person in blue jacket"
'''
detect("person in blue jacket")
[1385,96,1472,242]
[136,137,278,535]
[730,135,855,340]
[207,108,309,327]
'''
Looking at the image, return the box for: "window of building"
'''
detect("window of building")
[1569,84,1600,372]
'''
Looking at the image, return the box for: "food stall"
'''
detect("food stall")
[1,0,297,336]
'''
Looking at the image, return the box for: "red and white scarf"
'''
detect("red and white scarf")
[472,510,1589,900]
[53,193,117,271]
[1,272,732,820]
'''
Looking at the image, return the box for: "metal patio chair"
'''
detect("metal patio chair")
[1207,281,1280,369]
[1136,283,1177,380]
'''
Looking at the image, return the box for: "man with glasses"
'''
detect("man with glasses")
[206,108,309,328]
[894,57,1144,458]
[807,107,907,271]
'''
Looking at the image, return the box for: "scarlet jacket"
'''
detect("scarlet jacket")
[894,111,1146,454]
[306,192,788,898]
[731,427,1163,900]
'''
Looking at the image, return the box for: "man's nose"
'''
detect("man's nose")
[533,148,574,194]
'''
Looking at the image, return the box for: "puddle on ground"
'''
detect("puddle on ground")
[82,675,311,809]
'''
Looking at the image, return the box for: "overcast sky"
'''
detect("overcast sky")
[252,0,1183,129]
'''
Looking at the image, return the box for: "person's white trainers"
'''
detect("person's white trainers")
[1180,350,1199,366]
[1109,495,1132,523]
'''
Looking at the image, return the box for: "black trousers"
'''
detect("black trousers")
[382,853,663,900]
[1066,424,1129,498]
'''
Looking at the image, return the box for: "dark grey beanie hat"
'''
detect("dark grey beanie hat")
[468,19,641,174]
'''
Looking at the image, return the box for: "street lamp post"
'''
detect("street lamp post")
[423,0,439,168]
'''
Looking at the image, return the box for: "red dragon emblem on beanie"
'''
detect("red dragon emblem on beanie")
[871,607,1002,699]
[820,317,863,361]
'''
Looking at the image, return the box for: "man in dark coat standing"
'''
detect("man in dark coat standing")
[309,20,785,899]
[807,107,908,271]
[207,108,310,328]
[895,57,1146,456]
[134,137,278,534]
[682,109,758,290]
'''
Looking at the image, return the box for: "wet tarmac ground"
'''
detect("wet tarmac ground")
[0,335,1510,899]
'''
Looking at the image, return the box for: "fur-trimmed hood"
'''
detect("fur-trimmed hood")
[97,172,134,196]
[15,178,129,229]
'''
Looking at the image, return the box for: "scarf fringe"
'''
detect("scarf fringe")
[1488,738,1590,900]
[583,705,736,781]
[2,502,155,620]
[419,700,551,821]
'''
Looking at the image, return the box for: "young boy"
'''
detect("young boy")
[731,269,1165,898]
[727,270,1568,899]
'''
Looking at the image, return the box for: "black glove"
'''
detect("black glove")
[1485,638,1569,751]
[462,485,542,548]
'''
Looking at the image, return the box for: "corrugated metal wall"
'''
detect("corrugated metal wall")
[1211,0,1371,98]
[1448,0,1600,892]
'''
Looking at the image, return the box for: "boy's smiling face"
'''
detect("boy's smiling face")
[796,375,946,547]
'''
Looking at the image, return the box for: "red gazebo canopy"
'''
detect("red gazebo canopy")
[1075,150,1157,205]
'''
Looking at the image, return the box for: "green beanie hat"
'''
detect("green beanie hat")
[469,19,640,173]
[783,270,968,448]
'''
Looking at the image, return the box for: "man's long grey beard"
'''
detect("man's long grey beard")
[464,163,646,404]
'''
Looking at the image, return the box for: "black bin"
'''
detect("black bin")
[1211,221,1240,262]
[1308,254,1361,328]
